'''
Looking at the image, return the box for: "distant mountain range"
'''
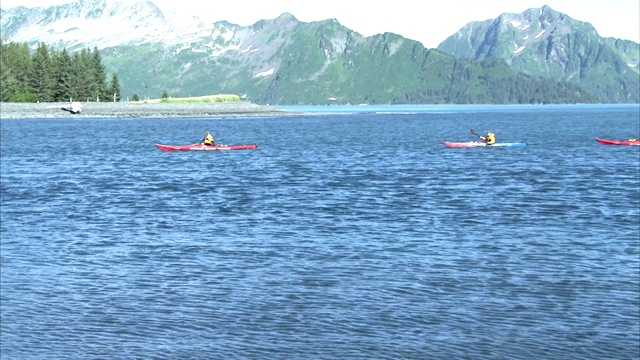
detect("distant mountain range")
[1,0,638,104]
[437,5,639,104]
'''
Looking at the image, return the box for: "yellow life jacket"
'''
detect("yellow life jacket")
[204,134,214,145]
[482,132,496,144]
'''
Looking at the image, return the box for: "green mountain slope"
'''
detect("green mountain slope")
[437,5,639,103]
[1,3,622,104]
[100,15,598,104]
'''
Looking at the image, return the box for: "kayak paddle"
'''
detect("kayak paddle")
[471,129,481,138]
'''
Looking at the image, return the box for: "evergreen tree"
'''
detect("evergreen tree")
[0,41,120,103]
[31,42,56,102]
[0,43,19,101]
[4,42,35,101]
[107,73,121,102]
[52,48,73,101]
[68,49,90,101]
[14,43,33,94]
[88,47,108,101]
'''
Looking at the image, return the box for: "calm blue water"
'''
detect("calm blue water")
[1,104,639,359]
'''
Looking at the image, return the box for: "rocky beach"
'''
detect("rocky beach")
[0,101,296,119]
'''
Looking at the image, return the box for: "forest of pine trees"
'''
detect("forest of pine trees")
[0,41,120,103]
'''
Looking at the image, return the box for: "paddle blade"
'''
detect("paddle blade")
[471,129,477,135]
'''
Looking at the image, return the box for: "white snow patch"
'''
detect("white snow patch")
[211,28,235,43]
[255,68,274,78]
[174,45,190,55]
[7,9,221,50]
[514,46,526,54]
[211,43,241,56]
[523,35,529,40]
[386,39,403,56]
[511,21,530,31]
[240,45,259,54]
[535,29,546,39]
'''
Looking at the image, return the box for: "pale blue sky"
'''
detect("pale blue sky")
[2,0,638,48]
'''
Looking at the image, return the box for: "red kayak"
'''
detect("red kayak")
[156,143,257,151]
[595,138,640,146]
[442,141,527,148]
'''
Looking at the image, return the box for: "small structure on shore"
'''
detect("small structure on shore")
[61,101,83,114]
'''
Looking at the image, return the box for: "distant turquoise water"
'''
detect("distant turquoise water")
[1,104,639,359]
[277,103,636,114]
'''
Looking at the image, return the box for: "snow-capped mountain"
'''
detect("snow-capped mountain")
[438,5,637,69]
[436,5,639,102]
[1,1,637,104]
[1,0,219,49]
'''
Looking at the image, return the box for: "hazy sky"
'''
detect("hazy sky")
[2,0,638,48]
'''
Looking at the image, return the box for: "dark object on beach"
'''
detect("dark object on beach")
[61,102,83,114]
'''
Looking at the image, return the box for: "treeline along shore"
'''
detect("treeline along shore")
[0,101,296,119]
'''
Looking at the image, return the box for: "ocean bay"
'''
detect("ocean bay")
[1,104,639,359]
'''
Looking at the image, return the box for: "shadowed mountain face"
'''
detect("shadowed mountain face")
[2,1,637,103]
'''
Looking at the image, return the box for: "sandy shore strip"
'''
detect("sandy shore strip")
[0,101,300,119]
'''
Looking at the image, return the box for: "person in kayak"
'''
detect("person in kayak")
[480,131,496,145]
[202,131,215,146]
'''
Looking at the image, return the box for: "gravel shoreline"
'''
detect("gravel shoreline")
[0,101,299,119]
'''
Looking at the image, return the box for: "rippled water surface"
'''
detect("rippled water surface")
[2,105,639,359]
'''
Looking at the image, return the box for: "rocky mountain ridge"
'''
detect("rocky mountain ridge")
[1,1,638,103]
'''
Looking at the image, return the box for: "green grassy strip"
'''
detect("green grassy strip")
[133,94,241,104]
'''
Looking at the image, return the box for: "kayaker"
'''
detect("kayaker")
[202,131,215,146]
[480,131,496,145]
